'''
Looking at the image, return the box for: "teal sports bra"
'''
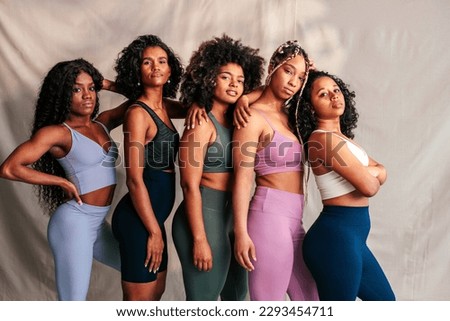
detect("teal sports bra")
[203,112,233,173]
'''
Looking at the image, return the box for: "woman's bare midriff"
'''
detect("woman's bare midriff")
[80,184,116,206]
[201,172,233,192]
[322,189,369,207]
[256,171,303,194]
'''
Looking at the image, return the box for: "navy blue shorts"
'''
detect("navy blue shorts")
[112,168,175,283]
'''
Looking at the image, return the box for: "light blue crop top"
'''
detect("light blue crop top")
[203,112,233,173]
[56,121,118,195]
[254,111,302,176]
[312,130,369,200]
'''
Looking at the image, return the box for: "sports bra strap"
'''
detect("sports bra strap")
[134,101,161,124]
[254,110,275,130]
[93,120,110,134]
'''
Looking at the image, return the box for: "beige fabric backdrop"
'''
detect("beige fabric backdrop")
[1,0,449,300]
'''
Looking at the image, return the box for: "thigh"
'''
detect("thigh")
[122,270,167,301]
[184,205,231,300]
[221,228,248,301]
[248,209,295,300]
[48,202,96,300]
[303,217,362,301]
[358,246,396,301]
[112,195,157,283]
[94,220,121,271]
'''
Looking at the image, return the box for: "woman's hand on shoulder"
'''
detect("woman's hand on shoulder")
[233,95,252,129]
[184,102,209,130]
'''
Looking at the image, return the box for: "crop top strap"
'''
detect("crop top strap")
[254,110,275,130]
[313,129,348,140]
[93,120,113,139]
[134,101,163,126]
[208,112,232,138]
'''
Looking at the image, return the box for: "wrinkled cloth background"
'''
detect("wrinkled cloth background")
[1,0,449,300]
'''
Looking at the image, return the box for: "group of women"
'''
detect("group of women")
[0,33,395,301]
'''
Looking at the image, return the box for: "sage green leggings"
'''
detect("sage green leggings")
[172,186,247,301]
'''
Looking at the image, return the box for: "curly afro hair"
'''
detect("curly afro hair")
[114,34,183,101]
[180,34,265,113]
[31,58,104,215]
[296,70,359,157]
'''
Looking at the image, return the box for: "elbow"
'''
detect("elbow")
[125,177,142,194]
[359,182,380,197]
[0,162,14,180]
[180,180,198,196]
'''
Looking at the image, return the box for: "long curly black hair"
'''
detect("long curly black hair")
[114,34,183,101]
[31,58,103,215]
[180,34,265,115]
[296,70,359,157]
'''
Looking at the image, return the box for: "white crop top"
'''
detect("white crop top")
[312,130,369,200]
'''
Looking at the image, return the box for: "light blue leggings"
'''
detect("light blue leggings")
[47,200,121,300]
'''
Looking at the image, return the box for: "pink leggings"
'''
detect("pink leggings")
[248,186,319,301]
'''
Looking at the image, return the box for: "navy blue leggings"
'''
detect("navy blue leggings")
[112,168,175,283]
[303,206,395,301]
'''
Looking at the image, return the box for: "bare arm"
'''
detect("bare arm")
[232,116,261,271]
[0,126,81,204]
[123,107,163,273]
[310,133,381,197]
[367,157,387,185]
[178,124,214,271]
[96,99,132,131]
[233,86,264,129]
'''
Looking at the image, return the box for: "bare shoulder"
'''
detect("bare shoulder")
[181,117,214,142]
[124,104,151,124]
[32,124,70,143]
[236,103,267,132]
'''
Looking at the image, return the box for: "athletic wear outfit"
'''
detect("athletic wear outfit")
[247,111,319,301]
[172,112,247,301]
[50,121,120,300]
[303,130,395,301]
[112,101,179,283]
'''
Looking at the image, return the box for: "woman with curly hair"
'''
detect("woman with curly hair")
[0,58,129,300]
[232,40,319,301]
[171,34,264,301]
[111,34,191,301]
[298,70,395,300]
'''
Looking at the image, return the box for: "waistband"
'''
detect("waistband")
[65,199,111,216]
[252,186,304,219]
[200,185,231,210]
[320,205,370,223]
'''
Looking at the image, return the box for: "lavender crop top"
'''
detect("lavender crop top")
[254,111,302,176]
[56,121,118,195]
